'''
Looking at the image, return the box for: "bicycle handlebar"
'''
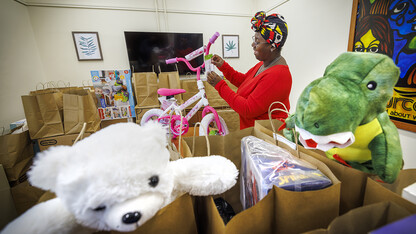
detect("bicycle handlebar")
[209,32,220,44]
[165,32,219,76]
[165,58,178,64]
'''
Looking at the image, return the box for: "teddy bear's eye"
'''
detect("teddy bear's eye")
[149,175,159,187]
[92,206,106,212]
[367,81,377,90]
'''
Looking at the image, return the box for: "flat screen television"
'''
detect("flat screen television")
[124,32,204,75]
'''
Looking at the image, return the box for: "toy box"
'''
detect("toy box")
[240,136,332,210]
[91,70,136,120]
[402,182,416,205]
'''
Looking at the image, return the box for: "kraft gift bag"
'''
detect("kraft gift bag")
[181,127,340,234]
[90,194,198,234]
[0,127,34,182]
[364,169,416,213]
[203,80,237,108]
[10,180,46,216]
[21,90,64,139]
[255,118,370,215]
[181,79,199,109]
[158,71,183,104]
[132,72,159,107]
[63,89,101,134]
[305,201,412,234]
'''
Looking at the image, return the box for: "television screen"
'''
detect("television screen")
[124,32,204,75]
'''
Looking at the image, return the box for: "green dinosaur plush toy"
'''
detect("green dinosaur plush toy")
[283,52,402,183]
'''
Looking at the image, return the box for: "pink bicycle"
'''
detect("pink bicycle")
[140,32,229,137]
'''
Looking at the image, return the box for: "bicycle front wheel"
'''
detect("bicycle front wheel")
[199,113,229,136]
[140,109,164,125]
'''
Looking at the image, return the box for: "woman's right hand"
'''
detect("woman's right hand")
[211,54,224,68]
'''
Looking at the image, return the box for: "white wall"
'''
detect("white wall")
[1,0,415,169]
[0,0,46,129]
[26,0,256,87]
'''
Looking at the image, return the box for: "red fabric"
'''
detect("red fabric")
[215,61,292,129]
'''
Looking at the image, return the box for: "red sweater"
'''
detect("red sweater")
[215,61,292,129]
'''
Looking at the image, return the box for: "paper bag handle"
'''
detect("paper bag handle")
[189,122,210,157]
[268,101,299,156]
[73,123,87,145]
[56,80,70,88]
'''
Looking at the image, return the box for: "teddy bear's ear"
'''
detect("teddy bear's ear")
[28,145,73,192]
[140,122,168,147]
[170,155,238,196]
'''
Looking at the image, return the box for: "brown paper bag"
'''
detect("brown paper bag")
[92,194,198,234]
[305,201,412,234]
[132,72,159,107]
[363,169,416,213]
[255,119,370,215]
[21,91,65,139]
[216,108,240,132]
[10,181,46,215]
[158,71,183,104]
[204,81,228,108]
[134,105,160,124]
[63,89,101,134]
[181,79,199,109]
[204,80,237,108]
[0,129,34,182]
[182,127,340,234]
[0,164,18,230]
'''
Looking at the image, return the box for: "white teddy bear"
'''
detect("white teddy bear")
[1,122,238,234]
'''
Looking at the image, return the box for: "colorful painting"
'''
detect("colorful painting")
[349,0,416,132]
[91,70,136,120]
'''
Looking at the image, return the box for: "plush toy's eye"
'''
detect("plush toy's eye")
[367,81,377,90]
[314,123,319,128]
[149,175,159,187]
[92,206,106,212]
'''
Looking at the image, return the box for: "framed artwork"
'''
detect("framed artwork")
[348,0,416,133]
[222,35,239,58]
[72,32,103,61]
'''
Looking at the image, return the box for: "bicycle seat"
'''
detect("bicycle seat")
[157,88,186,96]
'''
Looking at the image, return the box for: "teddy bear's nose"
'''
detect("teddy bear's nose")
[122,211,141,224]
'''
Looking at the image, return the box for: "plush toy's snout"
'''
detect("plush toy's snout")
[122,211,141,224]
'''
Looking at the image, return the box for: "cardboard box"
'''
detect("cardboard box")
[0,164,17,230]
[37,133,91,151]
[9,119,26,131]
[100,118,133,129]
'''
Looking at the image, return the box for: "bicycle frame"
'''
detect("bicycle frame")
[158,32,225,135]
[157,80,224,134]
[157,86,206,123]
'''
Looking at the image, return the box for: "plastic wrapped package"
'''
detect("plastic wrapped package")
[240,136,332,210]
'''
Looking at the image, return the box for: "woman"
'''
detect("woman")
[207,11,292,129]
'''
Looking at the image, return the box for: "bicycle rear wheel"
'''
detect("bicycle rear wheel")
[199,113,229,136]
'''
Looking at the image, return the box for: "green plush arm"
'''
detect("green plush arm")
[283,114,296,142]
[368,112,403,183]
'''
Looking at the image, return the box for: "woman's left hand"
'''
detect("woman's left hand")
[207,71,223,87]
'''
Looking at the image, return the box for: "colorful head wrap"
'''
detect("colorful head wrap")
[251,11,288,49]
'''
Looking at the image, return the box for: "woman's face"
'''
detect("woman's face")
[252,32,272,61]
